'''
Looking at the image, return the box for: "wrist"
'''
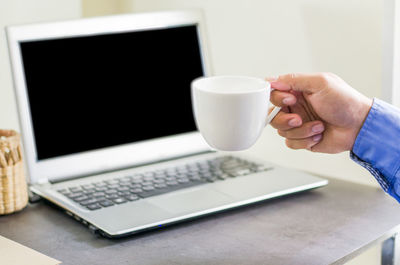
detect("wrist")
[350,96,373,151]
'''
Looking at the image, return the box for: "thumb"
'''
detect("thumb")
[267,73,327,94]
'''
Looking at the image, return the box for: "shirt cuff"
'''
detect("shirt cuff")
[352,98,400,183]
[351,151,400,203]
[352,98,400,201]
[350,151,389,192]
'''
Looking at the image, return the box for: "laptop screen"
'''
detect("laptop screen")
[19,25,204,161]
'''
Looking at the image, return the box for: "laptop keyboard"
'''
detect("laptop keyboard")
[56,156,272,211]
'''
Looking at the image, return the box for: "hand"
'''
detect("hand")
[268,72,373,153]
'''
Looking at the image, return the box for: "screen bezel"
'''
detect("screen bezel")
[7,11,212,183]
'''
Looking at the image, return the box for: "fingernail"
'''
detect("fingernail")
[313,134,322,142]
[282,97,294,105]
[270,81,291,91]
[312,124,324,133]
[288,119,301,127]
[266,76,278,82]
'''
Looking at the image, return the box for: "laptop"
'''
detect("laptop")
[6,10,328,238]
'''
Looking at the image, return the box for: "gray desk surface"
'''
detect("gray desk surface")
[1,177,400,265]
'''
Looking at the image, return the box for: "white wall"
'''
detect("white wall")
[0,0,81,131]
[81,0,133,17]
[129,0,384,187]
[382,0,400,107]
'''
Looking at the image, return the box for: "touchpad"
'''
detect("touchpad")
[148,187,233,214]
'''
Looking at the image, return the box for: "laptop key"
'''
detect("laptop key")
[188,167,200,172]
[230,169,252,176]
[154,183,167,189]
[80,198,98,206]
[118,191,131,196]
[189,175,201,181]
[216,174,229,180]
[130,188,143,194]
[94,182,107,187]
[166,180,178,186]
[95,196,107,202]
[73,195,89,202]
[99,200,114,207]
[144,177,155,182]
[177,168,188,174]
[142,181,153,186]
[138,188,170,198]
[166,169,177,175]
[86,203,102,210]
[95,187,107,192]
[113,198,127,204]
[153,179,165,184]
[108,184,119,189]
[92,192,106,197]
[69,187,82,192]
[96,196,107,202]
[155,173,167,179]
[81,184,95,190]
[177,178,189,183]
[117,187,129,192]
[205,177,218,182]
[119,177,132,182]
[105,189,118,194]
[67,192,84,198]
[83,189,95,195]
[131,179,142,184]
[105,194,119,200]
[142,185,155,191]
[125,195,139,201]
[57,189,69,194]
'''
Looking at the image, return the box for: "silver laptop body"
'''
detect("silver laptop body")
[6,10,327,238]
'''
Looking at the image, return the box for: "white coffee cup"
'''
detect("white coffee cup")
[191,76,281,151]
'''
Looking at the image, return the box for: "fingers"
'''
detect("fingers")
[278,121,324,139]
[270,110,325,150]
[270,111,302,131]
[277,120,325,150]
[285,134,323,150]
[270,90,297,107]
[266,72,334,151]
[267,72,334,94]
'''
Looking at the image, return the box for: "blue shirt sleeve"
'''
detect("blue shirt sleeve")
[351,98,400,202]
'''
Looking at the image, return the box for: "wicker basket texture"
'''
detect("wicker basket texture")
[0,130,28,215]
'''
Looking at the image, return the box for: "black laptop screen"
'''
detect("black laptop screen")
[19,25,204,160]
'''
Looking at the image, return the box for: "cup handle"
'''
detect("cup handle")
[265,106,281,125]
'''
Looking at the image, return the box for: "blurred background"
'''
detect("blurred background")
[0,0,388,263]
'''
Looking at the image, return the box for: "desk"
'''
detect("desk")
[1,177,400,265]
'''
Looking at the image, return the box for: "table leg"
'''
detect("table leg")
[382,234,400,265]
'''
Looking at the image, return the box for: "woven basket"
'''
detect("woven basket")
[0,130,28,215]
